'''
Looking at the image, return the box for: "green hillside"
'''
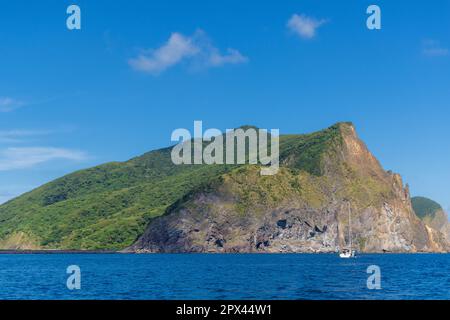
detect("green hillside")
[411,196,443,219]
[0,123,346,250]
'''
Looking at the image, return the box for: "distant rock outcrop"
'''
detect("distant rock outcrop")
[412,196,450,244]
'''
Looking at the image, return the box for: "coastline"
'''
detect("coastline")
[0,249,117,254]
[0,249,448,254]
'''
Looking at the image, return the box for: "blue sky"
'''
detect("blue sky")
[0,0,449,209]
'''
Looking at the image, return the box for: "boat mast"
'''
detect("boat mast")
[348,202,352,250]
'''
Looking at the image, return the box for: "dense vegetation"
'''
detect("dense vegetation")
[0,123,351,250]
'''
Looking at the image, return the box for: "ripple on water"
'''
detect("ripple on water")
[0,253,449,299]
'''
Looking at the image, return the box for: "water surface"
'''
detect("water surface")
[0,253,448,300]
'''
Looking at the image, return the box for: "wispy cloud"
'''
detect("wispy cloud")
[1,93,84,114]
[0,147,87,171]
[0,97,24,112]
[0,185,36,204]
[0,190,16,204]
[287,13,327,39]
[128,30,248,75]
[129,32,199,74]
[422,39,449,57]
[205,48,248,67]
[0,129,53,144]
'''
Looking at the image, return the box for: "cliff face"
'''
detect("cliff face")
[1,122,448,252]
[130,123,450,253]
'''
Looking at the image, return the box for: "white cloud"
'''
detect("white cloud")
[129,30,248,75]
[129,33,199,74]
[0,190,18,204]
[0,195,12,204]
[0,129,52,143]
[287,13,327,39]
[422,39,448,57]
[0,97,24,112]
[207,48,248,67]
[0,147,87,171]
[0,186,35,204]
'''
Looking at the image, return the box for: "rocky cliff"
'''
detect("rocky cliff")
[1,122,448,252]
[130,123,450,253]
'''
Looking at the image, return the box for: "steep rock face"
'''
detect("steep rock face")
[0,147,234,250]
[130,123,450,253]
[2,122,448,252]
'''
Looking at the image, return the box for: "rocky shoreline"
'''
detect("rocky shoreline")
[1,250,449,254]
[0,249,116,254]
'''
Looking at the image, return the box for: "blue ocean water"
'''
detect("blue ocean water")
[0,253,449,300]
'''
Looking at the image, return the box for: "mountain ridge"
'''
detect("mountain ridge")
[0,122,449,252]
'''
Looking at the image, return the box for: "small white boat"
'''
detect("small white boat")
[339,201,356,258]
[339,248,356,258]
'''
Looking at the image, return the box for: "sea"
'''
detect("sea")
[0,253,448,300]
